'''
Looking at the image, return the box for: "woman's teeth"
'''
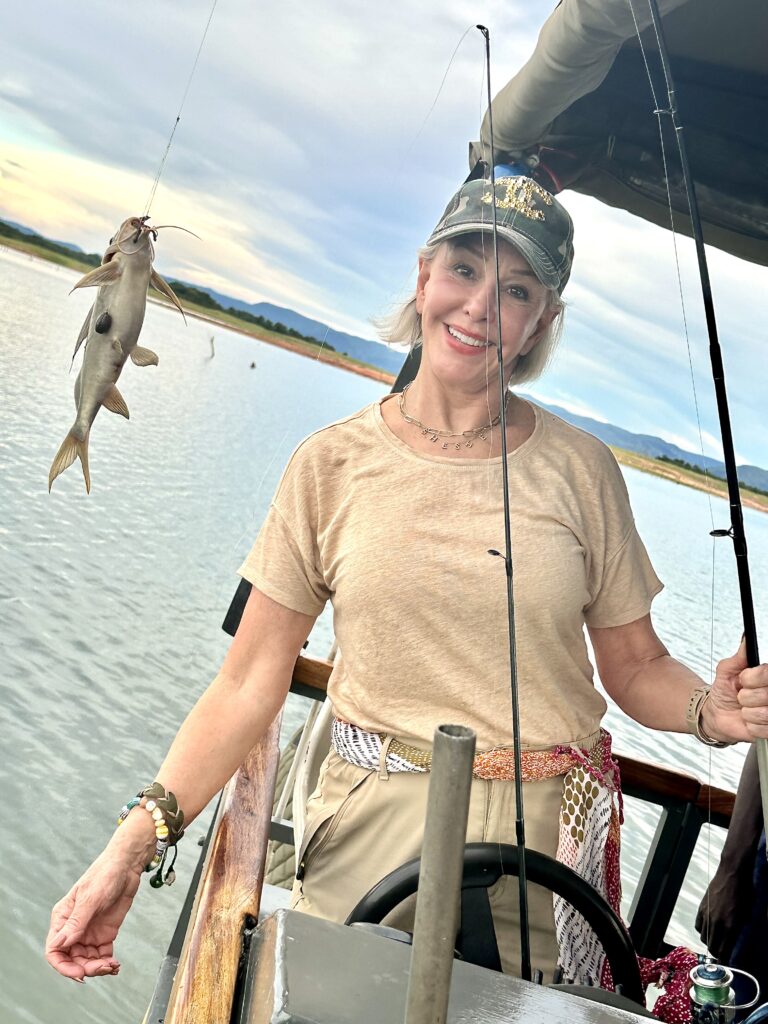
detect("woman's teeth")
[448,326,489,348]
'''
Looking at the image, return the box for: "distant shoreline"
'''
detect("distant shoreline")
[173,302,397,386]
[611,446,767,514]
[3,239,764,512]
[0,234,399,386]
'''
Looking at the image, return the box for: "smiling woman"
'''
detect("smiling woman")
[45,174,768,996]
[378,175,569,455]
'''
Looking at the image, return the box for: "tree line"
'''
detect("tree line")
[658,455,767,496]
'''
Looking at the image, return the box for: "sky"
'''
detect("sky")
[0,0,765,467]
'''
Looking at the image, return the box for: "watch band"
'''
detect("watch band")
[686,686,732,748]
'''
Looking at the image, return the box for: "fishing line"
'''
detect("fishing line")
[477,42,500,467]
[626,0,725,925]
[143,0,220,216]
[630,0,768,932]
[403,25,477,159]
[625,0,715,535]
[477,23,533,984]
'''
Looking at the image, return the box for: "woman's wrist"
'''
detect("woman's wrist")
[109,808,158,870]
[699,693,722,742]
[687,686,734,747]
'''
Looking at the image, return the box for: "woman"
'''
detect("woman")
[46,176,768,985]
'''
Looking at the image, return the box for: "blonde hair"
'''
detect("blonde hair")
[376,238,565,386]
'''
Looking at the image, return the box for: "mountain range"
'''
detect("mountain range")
[524,397,768,494]
[202,289,406,375]
[3,214,766,492]
[2,218,84,253]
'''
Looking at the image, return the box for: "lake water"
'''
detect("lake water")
[1,247,766,1024]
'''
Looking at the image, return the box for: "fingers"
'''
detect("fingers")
[46,937,121,982]
[717,636,749,675]
[736,664,768,738]
[46,950,120,981]
[47,892,75,942]
[46,947,86,981]
[49,909,89,951]
[737,663,768,694]
[73,944,121,978]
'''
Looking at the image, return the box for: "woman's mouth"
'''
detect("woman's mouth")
[445,325,492,352]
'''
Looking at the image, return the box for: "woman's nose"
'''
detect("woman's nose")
[463,282,496,322]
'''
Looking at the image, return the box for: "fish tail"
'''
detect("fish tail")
[48,430,91,494]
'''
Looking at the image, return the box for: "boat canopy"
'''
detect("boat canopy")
[470,0,768,266]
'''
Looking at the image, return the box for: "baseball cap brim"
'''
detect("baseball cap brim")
[426,222,564,292]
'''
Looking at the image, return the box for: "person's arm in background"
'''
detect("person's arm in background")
[695,745,763,959]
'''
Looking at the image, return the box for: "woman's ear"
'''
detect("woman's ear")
[521,305,560,356]
[415,256,431,315]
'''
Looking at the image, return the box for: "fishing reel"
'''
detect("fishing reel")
[690,958,762,1024]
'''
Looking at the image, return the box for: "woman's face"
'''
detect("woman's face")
[415,235,557,393]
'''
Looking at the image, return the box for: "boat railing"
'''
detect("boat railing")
[146,652,735,1024]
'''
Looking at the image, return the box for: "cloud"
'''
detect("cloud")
[0,0,765,464]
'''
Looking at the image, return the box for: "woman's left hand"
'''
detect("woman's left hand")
[707,638,768,742]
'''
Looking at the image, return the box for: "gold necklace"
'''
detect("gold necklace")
[397,383,509,450]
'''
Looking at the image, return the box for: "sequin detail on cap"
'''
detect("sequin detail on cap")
[481,176,553,220]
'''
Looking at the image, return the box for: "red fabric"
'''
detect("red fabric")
[600,947,696,1022]
[639,948,698,1023]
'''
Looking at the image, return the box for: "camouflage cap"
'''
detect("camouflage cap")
[426,176,574,294]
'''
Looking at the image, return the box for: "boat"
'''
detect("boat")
[142,1,768,1021]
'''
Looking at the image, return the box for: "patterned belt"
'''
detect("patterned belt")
[331,718,617,787]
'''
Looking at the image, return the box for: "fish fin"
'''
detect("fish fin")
[48,431,91,494]
[131,346,159,367]
[150,270,187,324]
[71,307,93,365]
[102,385,130,418]
[70,262,122,293]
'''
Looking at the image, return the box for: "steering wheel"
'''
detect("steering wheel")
[345,842,644,1007]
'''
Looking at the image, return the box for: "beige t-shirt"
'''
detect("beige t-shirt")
[239,398,663,750]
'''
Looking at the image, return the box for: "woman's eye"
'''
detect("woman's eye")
[505,285,529,300]
[452,263,474,277]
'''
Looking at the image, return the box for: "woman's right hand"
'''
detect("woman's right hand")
[45,815,155,981]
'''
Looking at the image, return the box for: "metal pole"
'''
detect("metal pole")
[404,724,476,1024]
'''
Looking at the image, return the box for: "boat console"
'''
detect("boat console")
[240,908,655,1023]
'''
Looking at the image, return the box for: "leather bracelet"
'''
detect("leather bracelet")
[138,782,186,845]
[116,782,184,888]
[685,686,733,748]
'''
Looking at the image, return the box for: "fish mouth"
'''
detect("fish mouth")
[131,217,155,244]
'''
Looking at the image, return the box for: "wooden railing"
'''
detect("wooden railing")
[161,715,282,1024]
[155,654,736,1022]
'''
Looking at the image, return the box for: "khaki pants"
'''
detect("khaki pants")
[291,749,565,978]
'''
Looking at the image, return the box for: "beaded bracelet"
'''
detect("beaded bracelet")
[117,782,185,887]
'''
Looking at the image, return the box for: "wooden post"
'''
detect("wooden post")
[163,712,282,1024]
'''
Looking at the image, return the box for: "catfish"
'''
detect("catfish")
[49,216,185,492]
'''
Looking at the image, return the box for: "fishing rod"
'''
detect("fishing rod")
[640,0,768,828]
[477,24,533,983]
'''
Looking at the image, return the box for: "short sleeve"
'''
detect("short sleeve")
[238,445,331,617]
[583,523,663,628]
[576,440,664,628]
